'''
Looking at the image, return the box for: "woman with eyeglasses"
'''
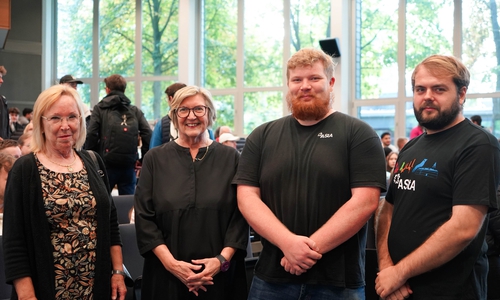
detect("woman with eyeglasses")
[3,84,127,300]
[135,85,249,299]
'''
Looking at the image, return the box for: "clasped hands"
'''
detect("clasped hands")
[169,257,221,296]
[375,265,413,300]
[280,235,322,276]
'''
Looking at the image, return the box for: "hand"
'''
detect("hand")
[279,235,322,275]
[167,259,207,295]
[380,283,412,300]
[110,274,127,300]
[185,257,221,295]
[375,265,408,299]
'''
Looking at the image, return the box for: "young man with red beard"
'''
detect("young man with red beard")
[375,55,500,299]
[233,48,387,299]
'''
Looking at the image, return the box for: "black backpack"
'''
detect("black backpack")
[100,104,139,167]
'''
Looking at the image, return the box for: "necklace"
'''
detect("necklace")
[194,145,210,162]
[45,151,78,172]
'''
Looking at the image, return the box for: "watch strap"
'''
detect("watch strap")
[111,269,127,276]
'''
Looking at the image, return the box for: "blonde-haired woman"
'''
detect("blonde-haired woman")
[3,84,127,299]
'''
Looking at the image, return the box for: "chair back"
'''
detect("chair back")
[113,195,135,224]
[119,223,143,280]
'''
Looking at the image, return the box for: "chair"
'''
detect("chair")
[113,195,135,224]
[236,137,246,152]
[119,223,144,300]
[0,235,12,300]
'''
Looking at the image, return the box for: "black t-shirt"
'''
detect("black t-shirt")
[386,119,500,299]
[233,112,386,287]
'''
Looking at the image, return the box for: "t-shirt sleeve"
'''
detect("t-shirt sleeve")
[348,120,387,191]
[452,141,500,209]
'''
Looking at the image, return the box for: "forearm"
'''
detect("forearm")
[375,200,394,269]
[220,247,237,261]
[395,205,487,280]
[237,186,295,251]
[13,277,37,300]
[152,244,178,272]
[310,187,379,254]
[110,245,124,271]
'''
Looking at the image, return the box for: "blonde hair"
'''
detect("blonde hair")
[411,55,470,93]
[169,86,217,130]
[31,85,87,153]
[286,47,335,80]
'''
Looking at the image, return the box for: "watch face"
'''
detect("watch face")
[221,261,230,272]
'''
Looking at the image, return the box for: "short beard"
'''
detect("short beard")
[414,96,461,131]
[287,92,331,121]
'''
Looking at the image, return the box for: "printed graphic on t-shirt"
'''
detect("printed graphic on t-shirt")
[392,158,438,191]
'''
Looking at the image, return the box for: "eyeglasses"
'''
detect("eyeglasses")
[41,115,81,125]
[175,106,209,118]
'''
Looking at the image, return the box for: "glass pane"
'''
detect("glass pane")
[357,105,395,138]
[142,0,178,78]
[244,91,283,135]
[405,0,453,97]
[77,84,91,110]
[57,0,93,78]
[141,81,174,121]
[464,98,500,138]
[405,101,420,138]
[462,0,500,94]
[244,1,283,87]
[355,0,398,99]
[212,94,235,132]
[99,0,135,77]
[289,0,331,52]
[203,0,237,89]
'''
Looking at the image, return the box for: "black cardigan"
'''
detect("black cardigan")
[2,150,122,300]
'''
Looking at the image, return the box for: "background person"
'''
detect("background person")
[150,82,186,148]
[86,74,152,195]
[0,139,21,159]
[470,114,483,127]
[396,137,408,151]
[380,131,398,152]
[219,132,239,149]
[214,125,231,142]
[18,107,33,126]
[8,107,26,140]
[375,55,500,299]
[0,66,10,140]
[410,124,424,139]
[17,133,32,156]
[59,74,83,90]
[0,153,15,235]
[234,47,386,299]
[3,84,127,300]
[135,85,248,299]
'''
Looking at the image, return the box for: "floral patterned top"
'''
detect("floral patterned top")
[37,156,98,300]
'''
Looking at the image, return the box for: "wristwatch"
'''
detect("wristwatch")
[111,269,127,276]
[216,254,230,272]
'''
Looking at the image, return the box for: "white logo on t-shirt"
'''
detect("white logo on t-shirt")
[318,132,333,138]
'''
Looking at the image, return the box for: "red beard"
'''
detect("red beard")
[288,92,331,121]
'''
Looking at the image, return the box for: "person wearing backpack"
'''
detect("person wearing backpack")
[85,74,152,195]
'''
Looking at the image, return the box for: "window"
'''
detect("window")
[354,0,500,139]
[56,0,179,122]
